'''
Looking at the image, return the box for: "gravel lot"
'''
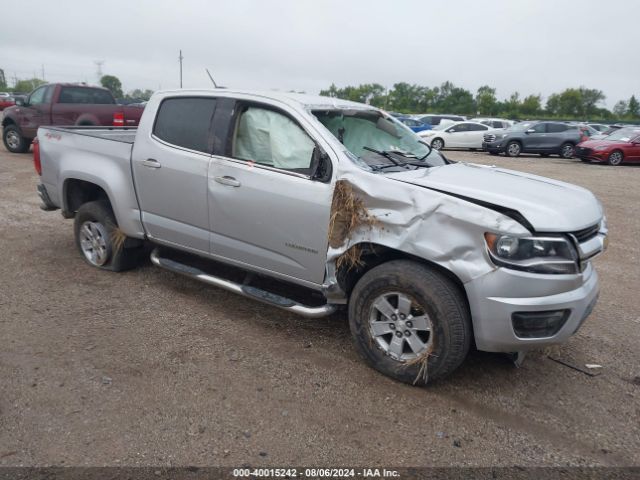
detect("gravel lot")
[0,143,638,468]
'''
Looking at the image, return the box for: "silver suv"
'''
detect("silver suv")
[483,121,583,158]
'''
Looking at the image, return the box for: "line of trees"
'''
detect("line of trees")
[319,82,640,122]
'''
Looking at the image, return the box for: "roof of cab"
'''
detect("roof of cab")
[155,88,374,111]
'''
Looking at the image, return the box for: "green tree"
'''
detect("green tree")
[434,82,475,115]
[578,87,605,117]
[475,85,498,116]
[520,94,542,116]
[0,68,6,90]
[13,78,46,93]
[126,88,154,101]
[613,100,628,118]
[100,74,123,98]
[503,92,521,118]
[627,95,640,118]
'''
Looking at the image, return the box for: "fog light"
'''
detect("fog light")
[511,310,570,338]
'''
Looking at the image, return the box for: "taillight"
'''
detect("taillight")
[33,137,42,176]
[113,111,124,126]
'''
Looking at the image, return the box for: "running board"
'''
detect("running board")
[150,248,337,318]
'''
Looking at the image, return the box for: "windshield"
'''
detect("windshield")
[604,128,640,142]
[313,109,446,169]
[506,122,534,132]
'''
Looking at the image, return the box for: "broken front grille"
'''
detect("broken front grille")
[570,223,600,243]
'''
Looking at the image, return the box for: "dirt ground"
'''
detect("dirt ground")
[0,143,638,468]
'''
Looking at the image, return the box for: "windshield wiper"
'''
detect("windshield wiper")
[362,146,408,167]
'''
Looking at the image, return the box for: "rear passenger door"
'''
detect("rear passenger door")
[131,96,216,252]
[545,123,569,150]
[207,99,334,285]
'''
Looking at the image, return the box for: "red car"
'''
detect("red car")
[575,127,640,166]
[0,96,16,111]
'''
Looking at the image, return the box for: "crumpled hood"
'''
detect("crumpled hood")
[386,162,602,232]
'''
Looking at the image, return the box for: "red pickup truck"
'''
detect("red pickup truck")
[2,83,144,153]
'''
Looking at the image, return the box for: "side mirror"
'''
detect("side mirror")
[525,128,536,134]
[446,128,455,133]
[310,147,332,182]
[15,98,25,106]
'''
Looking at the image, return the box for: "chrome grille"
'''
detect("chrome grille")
[484,133,496,143]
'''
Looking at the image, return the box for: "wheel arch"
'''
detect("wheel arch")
[337,242,469,310]
[62,178,114,219]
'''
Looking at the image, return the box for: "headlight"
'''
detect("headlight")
[484,233,579,274]
[594,145,609,151]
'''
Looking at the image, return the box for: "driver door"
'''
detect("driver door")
[18,85,53,138]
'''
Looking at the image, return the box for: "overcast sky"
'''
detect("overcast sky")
[1,0,637,107]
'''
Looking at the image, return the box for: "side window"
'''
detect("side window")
[548,123,568,133]
[153,97,217,153]
[468,123,488,131]
[28,86,47,105]
[532,123,547,133]
[232,105,316,173]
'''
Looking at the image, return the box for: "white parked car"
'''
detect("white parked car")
[418,121,501,150]
[472,117,514,129]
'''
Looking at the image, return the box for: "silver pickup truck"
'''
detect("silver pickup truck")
[35,89,607,385]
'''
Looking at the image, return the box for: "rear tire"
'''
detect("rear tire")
[431,138,444,150]
[348,260,471,386]
[505,141,521,157]
[74,201,143,272]
[607,150,623,166]
[3,124,30,153]
[560,142,575,159]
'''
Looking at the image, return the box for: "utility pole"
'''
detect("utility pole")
[41,64,45,81]
[179,50,184,88]
[94,60,104,83]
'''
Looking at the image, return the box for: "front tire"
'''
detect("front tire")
[431,138,444,150]
[607,150,623,166]
[3,124,30,153]
[348,260,471,385]
[74,201,143,271]
[505,141,521,157]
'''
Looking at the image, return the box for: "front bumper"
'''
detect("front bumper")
[482,141,505,153]
[575,146,608,162]
[465,263,600,352]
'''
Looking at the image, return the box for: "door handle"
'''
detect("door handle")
[214,176,241,187]
[141,158,161,169]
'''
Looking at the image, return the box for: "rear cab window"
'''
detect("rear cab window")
[548,123,569,133]
[153,97,217,154]
[58,87,115,105]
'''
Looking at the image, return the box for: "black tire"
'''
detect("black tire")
[431,138,444,150]
[560,142,575,159]
[73,201,143,272]
[505,141,521,157]
[580,158,591,163]
[3,124,30,153]
[607,150,623,166]
[348,260,471,386]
